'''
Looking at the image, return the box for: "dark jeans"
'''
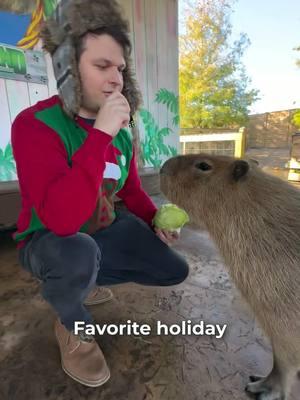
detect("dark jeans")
[19,211,189,331]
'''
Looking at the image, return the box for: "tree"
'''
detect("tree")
[179,0,259,129]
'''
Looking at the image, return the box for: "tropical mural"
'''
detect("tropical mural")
[0,43,48,83]
[139,89,179,168]
[0,0,57,48]
[0,143,15,181]
[17,0,57,49]
[0,86,179,181]
[0,0,180,180]
[0,0,56,182]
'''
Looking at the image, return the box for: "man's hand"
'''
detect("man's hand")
[94,91,130,137]
[154,227,179,246]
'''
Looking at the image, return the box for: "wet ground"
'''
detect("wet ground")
[0,192,284,400]
[1,146,300,399]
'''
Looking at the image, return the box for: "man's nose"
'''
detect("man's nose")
[109,67,123,86]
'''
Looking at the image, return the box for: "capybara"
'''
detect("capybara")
[160,154,300,400]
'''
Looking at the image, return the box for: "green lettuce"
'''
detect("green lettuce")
[153,204,189,230]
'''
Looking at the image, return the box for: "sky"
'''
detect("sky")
[179,0,300,115]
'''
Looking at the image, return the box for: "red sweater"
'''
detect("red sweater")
[11,96,157,248]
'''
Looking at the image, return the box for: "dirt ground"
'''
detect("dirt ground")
[1,170,299,399]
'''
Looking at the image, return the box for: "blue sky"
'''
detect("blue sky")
[180,0,300,114]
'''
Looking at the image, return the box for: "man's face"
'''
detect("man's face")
[78,33,126,118]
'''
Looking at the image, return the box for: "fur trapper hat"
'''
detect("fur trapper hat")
[40,0,142,118]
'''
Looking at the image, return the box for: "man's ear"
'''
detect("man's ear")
[232,160,249,181]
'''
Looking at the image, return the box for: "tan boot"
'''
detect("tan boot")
[55,319,110,387]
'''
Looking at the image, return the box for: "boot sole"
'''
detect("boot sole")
[84,291,113,306]
[61,361,111,387]
[55,322,111,387]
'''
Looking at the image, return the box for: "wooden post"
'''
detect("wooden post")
[235,127,246,158]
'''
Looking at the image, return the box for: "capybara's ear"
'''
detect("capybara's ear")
[232,160,249,181]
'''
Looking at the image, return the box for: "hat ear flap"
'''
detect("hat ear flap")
[52,36,80,117]
[122,57,143,116]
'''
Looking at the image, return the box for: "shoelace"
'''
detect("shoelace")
[89,287,102,298]
[67,331,94,354]
[78,331,94,343]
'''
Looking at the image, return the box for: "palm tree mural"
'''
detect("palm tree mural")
[0,0,57,16]
[0,0,57,49]
[0,144,16,181]
[18,0,57,49]
[0,5,180,175]
[155,88,180,127]
[139,88,179,168]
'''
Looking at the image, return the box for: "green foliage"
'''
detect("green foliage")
[139,109,177,168]
[294,46,300,115]
[179,0,259,128]
[155,89,180,127]
[292,109,300,128]
[0,143,16,181]
[43,0,58,18]
[294,45,300,69]
[139,88,180,168]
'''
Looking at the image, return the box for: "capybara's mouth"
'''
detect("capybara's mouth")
[160,157,182,203]
[160,169,176,205]
[159,172,170,198]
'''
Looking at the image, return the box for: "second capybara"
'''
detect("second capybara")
[160,154,300,400]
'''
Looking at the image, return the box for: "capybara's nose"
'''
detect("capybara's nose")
[161,155,182,175]
[160,157,177,175]
[160,160,169,174]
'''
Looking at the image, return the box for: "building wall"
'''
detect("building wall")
[120,0,180,168]
[0,44,50,182]
[246,109,298,148]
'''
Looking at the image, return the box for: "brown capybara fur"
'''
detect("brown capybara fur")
[160,154,300,400]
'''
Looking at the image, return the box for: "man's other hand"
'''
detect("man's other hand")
[154,228,179,246]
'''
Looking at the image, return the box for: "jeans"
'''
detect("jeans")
[18,211,189,331]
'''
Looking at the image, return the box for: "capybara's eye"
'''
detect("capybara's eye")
[195,162,212,171]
